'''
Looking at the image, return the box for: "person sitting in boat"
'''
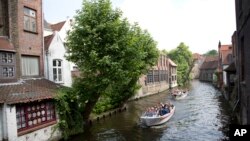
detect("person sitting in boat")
[158,104,170,116]
[145,107,157,117]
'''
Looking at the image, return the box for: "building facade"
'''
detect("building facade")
[136,55,177,98]
[199,56,218,83]
[44,31,72,87]
[0,1,60,140]
[235,0,250,124]
[217,43,233,88]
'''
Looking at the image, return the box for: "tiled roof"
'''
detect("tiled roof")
[204,56,218,62]
[168,58,177,66]
[220,45,232,51]
[44,34,54,51]
[0,78,61,104]
[51,21,66,31]
[0,36,15,52]
[200,60,218,70]
[193,53,202,60]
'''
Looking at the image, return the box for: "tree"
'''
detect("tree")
[204,49,218,56]
[168,42,193,86]
[66,0,158,123]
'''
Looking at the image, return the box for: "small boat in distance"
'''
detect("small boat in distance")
[173,91,188,100]
[171,89,189,100]
[140,104,175,127]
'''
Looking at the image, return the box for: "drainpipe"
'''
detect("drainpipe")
[46,51,50,79]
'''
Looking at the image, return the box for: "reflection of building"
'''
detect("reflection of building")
[235,0,250,125]
[199,56,218,83]
[0,1,60,140]
[136,55,177,98]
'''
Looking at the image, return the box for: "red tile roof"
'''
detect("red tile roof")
[51,21,66,31]
[193,53,202,60]
[0,36,15,52]
[200,60,218,70]
[0,78,61,104]
[44,34,54,51]
[204,56,218,62]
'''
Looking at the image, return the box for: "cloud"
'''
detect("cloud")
[115,0,236,54]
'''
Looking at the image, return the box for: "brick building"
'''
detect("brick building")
[136,54,177,98]
[0,0,60,140]
[217,42,233,89]
[199,56,218,83]
[234,0,250,124]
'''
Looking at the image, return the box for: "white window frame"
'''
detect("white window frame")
[52,59,63,83]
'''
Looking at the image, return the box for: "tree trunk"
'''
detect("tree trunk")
[82,92,101,124]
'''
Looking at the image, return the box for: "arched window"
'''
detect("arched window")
[53,59,62,83]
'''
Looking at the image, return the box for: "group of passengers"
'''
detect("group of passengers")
[171,88,189,96]
[144,102,173,117]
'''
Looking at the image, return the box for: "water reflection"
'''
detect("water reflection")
[71,80,233,141]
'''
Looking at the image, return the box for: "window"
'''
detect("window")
[154,70,159,82]
[21,56,39,76]
[23,7,37,32]
[3,67,14,77]
[16,101,56,132]
[53,59,62,82]
[1,52,13,63]
[0,52,15,78]
[147,70,153,83]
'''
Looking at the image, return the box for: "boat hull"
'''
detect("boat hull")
[174,92,188,100]
[140,106,175,126]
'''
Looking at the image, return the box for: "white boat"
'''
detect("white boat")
[173,92,188,100]
[140,106,175,126]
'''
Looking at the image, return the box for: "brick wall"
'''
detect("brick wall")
[8,0,44,79]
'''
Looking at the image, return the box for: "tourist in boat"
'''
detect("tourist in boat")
[158,104,170,116]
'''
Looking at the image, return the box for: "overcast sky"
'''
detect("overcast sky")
[44,0,236,54]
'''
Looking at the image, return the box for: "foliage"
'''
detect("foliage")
[65,0,159,125]
[204,49,218,56]
[54,87,84,140]
[168,42,193,86]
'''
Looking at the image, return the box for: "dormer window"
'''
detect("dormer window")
[24,7,37,33]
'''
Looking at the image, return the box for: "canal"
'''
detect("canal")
[71,80,234,141]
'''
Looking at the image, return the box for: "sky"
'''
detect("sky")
[44,0,236,54]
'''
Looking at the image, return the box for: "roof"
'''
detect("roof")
[0,36,15,52]
[224,62,236,72]
[168,58,177,66]
[0,78,61,104]
[219,44,233,65]
[204,56,218,62]
[44,34,54,51]
[200,60,218,70]
[51,21,66,31]
[220,45,232,51]
[193,53,202,60]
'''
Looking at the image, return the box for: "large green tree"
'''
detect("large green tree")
[168,42,193,86]
[66,0,158,123]
[204,49,218,56]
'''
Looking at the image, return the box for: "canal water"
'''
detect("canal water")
[71,80,234,141]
